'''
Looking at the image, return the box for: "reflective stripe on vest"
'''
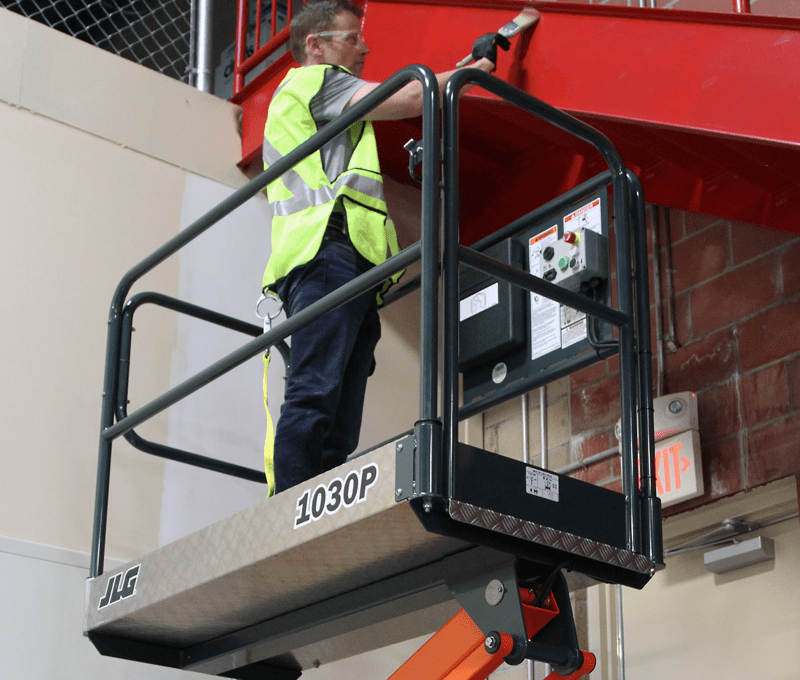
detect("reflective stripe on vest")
[264,139,386,218]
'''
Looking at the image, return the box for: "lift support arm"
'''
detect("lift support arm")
[389,585,596,680]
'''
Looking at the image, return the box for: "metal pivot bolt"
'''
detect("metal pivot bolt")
[485,632,502,655]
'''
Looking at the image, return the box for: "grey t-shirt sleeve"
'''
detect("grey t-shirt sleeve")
[309,68,365,123]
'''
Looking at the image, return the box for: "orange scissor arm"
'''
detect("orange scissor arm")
[389,587,595,680]
[388,609,514,680]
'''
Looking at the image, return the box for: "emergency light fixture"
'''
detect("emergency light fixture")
[615,392,703,508]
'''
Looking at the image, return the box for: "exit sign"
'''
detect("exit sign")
[655,429,703,507]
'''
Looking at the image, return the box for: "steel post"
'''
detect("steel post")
[90,302,123,578]
[441,71,462,497]
[195,0,213,92]
[415,64,443,499]
[627,171,662,566]
[612,169,640,554]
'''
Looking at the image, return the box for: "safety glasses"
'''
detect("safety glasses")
[315,30,364,45]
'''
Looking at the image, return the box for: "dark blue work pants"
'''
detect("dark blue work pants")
[273,236,381,494]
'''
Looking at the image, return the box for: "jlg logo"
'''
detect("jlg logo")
[98,565,140,610]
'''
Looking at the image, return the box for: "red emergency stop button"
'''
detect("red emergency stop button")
[563,231,577,245]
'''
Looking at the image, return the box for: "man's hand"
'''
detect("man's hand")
[471,33,511,65]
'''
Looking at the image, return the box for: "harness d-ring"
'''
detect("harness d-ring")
[256,292,284,335]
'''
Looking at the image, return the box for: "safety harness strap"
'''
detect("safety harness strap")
[263,352,276,497]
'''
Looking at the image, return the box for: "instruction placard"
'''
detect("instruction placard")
[526,467,559,502]
[529,226,560,360]
[561,306,587,348]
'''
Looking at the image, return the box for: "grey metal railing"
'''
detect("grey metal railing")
[439,69,659,562]
[90,63,440,578]
[90,64,661,579]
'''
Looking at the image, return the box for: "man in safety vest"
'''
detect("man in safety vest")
[263,0,502,495]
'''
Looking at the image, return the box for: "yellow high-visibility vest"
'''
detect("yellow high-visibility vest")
[262,64,401,293]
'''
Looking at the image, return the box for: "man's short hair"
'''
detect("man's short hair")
[290,0,363,64]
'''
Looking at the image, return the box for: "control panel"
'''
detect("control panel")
[460,190,615,412]
[540,227,608,292]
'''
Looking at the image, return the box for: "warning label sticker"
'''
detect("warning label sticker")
[564,198,602,235]
[562,317,588,348]
[526,467,559,502]
[529,226,560,360]
[560,306,586,329]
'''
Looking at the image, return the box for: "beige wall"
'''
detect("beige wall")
[0,10,244,188]
[588,479,800,680]
[0,100,181,559]
[0,9,249,561]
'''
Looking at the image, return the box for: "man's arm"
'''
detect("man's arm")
[344,58,496,121]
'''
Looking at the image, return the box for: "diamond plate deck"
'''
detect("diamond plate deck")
[449,500,652,575]
[85,442,466,657]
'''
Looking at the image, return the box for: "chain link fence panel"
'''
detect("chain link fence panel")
[3,0,193,84]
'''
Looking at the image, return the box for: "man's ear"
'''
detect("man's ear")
[306,33,322,59]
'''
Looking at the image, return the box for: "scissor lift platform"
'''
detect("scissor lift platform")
[86,436,652,678]
[87,68,661,679]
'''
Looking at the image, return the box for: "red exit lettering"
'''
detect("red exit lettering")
[654,442,692,495]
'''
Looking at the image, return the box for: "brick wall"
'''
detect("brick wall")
[568,209,800,516]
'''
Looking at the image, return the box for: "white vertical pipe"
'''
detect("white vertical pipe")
[539,386,547,469]
[522,394,530,464]
[196,0,214,92]
[616,584,626,680]
[521,394,534,680]
[540,386,550,679]
[651,206,664,398]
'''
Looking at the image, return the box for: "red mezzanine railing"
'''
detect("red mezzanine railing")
[234,0,299,95]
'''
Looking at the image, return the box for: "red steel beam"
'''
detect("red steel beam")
[513,3,800,148]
